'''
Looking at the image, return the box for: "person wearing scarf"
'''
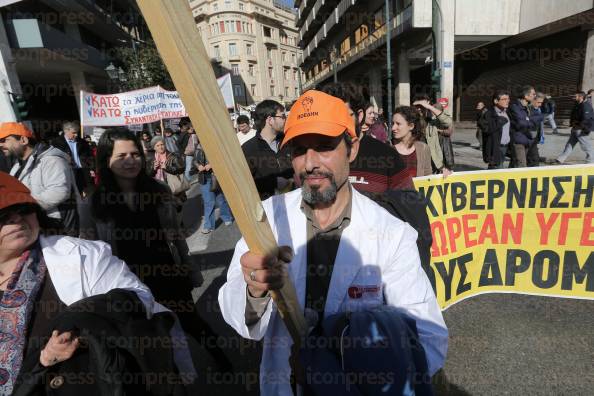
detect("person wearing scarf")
[0,171,156,395]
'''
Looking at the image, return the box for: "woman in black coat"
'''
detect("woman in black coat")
[78,128,202,334]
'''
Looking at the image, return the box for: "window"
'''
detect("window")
[282,51,286,61]
[248,64,254,76]
[231,63,240,75]
[239,2,244,10]
[225,21,231,33]
[284,69,289,79]
[267,48,272,60]
[213,3,218,11]
[285,87,289,97]
[355,24,369,44]
[246,44,252,55]
[374,8,385,31]
[293,69,297,80]
[251,84,256,95]
[280,32,287,44]
[268,67,273,78]
[214,45,220,58]
[219,21,225,33]
[234,84,243,96]
[236,21,241,32]
[340,36,351,55]
[263,26,272,37]
[292,53,296,63]
[270,86,275,96]
[229,42,237,56]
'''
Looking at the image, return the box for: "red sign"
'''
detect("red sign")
[437,97,449,109]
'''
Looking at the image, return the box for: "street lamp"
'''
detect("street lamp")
[105,63,119,80]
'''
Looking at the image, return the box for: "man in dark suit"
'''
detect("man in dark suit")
[52,121,94,194]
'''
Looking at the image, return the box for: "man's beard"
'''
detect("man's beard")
[300,171,338,204]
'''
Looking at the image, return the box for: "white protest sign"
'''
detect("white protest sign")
[81,75,235,127]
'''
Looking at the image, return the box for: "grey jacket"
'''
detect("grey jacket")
[10,144,77,219]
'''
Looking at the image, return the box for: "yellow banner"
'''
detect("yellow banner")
[413,164,594,310]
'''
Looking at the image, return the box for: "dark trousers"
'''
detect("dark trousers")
[526,135,541,167]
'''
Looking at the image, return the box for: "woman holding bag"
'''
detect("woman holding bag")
[147,135,190,201]
[194,142,233,234]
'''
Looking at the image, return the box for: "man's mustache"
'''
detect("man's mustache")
[299,171,334,180]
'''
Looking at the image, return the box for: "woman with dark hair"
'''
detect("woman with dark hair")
[391,106,432,178]
[78,128,202,336]
[0,171,174,395]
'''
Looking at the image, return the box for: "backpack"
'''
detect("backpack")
[363,190,436,292]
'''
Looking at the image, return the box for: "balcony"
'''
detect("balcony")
[228,53,241,62]
[299,0,344,48]
[296,0,314,28]
[263,36,278,47]
[302,5,414,89]
[301,3,414,68]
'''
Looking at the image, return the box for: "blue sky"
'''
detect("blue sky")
[276,0,295,8]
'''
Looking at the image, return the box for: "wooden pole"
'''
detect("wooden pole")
[79,90,84,138]
[160,119,165,136]
[135,0,307,343]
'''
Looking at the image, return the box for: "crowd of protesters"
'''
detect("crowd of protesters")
[478,85,594,168]
[1,80,591,394]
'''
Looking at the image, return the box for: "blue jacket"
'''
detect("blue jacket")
[508,100,543,146]
[300,306,434,395]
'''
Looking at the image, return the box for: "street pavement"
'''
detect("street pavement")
[183,125,594,395]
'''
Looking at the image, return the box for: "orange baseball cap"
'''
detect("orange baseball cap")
[282,90,356,147]
[0,122,33,140]
[0,171,37,211]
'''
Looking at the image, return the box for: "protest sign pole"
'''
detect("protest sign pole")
[135,0,307,343]
[79,90,84,138]
[160,119,165,136]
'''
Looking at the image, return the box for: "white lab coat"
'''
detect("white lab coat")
[218,188,448,396]
[39,235,196,380]
[40,235,158,314]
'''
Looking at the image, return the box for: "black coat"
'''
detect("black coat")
[241,132,293,199]
[13,290,187,396]
[570,100,594,134]
[51,136,93,169]
[479,107,510,165]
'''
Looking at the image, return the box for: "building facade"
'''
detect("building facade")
[190,0,303,106]
[297,0,594,121]
[0,0,146,132]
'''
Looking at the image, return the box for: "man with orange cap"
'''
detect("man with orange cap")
[219,90,447,395]
[0,122,77,235]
